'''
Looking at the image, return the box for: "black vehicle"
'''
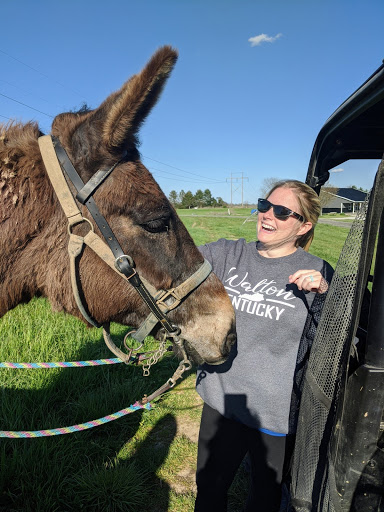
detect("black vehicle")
[290,62,384,512]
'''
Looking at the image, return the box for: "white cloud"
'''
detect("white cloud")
[330,168,344,173]
[248,33,282,47]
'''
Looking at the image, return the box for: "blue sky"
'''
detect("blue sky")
[1,0,383,204]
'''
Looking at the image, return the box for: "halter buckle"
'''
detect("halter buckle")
[114,254,136,275]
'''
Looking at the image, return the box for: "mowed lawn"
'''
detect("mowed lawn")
[0,213,350,512]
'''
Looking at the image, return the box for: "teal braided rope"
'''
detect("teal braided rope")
[0,358,123,369]
[0,401,152,438]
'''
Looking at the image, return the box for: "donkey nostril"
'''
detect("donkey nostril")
[223,333,236,356]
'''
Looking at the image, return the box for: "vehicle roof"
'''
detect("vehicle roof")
[306,61,384,192]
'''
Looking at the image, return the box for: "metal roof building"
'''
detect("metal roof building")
[322,187,368,213]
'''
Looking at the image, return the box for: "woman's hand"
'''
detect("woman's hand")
[288,269,329,294]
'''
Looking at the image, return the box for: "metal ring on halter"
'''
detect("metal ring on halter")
[168,325,181,337]
[159,326,181,340]
[115,254,135,272]
[181,359,193,371]
[67,217,94,235]
[124,330,143,353]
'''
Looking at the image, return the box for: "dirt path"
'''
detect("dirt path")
[317,218,354,228]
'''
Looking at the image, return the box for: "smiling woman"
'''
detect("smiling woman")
[194,179,333,512]
[260,180,322,253]
[257,187,313,258]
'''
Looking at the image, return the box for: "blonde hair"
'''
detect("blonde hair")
[266,180,321,251]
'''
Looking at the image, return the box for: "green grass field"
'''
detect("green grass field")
[0,215,350,512]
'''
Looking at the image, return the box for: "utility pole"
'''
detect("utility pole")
[226,172,249,207]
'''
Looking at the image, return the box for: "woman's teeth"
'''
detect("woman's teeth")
[262,223,275,231]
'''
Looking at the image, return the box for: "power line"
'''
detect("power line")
[0,48,85,100]
[0,48,53,79]
[0,57,230,196]
[152,175,221,185]
[149,166,227,184]
[143,154,224,182]
[0,78,57,106]
[0,92,53,118]
[0,49,229,193]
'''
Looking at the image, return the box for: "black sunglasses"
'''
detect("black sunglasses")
[258,198,304,222]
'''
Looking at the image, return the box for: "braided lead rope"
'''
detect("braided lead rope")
[0,401,152,438]
[0,358,123,369]
[0,352,154,369]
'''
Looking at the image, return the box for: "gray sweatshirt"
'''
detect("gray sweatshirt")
[197,238,328,435]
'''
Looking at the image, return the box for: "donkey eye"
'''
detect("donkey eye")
[141,217,169,233]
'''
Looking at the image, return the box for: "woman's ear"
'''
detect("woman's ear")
[297,221,313,236]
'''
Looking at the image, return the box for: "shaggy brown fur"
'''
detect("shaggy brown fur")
[0,47,235,364]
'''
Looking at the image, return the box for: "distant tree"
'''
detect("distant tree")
[194,189,204,208]
[259,177,281,199]
[179,189,186,205]
[203,188,214,207]
[348,184,369,192]
[181,190,196,209]
[169,189,227,208]
[168,190,178,207]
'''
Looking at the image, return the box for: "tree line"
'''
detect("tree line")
[169,189,227,208]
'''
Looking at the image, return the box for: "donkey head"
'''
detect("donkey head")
[46,46,236,365]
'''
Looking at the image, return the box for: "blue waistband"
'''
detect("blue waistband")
[259,427,286,437]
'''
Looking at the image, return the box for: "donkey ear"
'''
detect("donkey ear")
[99,46,178,149]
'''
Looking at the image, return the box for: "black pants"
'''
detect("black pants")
[195,403,294,512]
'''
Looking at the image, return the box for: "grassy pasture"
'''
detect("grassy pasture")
[0,214,350,512]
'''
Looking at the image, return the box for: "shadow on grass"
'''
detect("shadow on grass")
[0,330,179,512]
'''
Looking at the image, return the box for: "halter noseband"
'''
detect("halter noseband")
[38,135,212,361]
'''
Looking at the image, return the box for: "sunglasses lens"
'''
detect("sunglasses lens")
[258,199,293,220]
[258,199,270,212]
[273,205,291,219]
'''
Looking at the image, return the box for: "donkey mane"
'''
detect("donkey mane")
[0,121,45,221]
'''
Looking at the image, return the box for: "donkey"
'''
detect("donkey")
[0,46,235,365]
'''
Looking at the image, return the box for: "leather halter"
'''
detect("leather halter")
[38,135,212,361]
